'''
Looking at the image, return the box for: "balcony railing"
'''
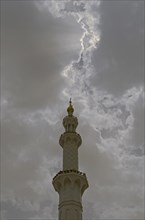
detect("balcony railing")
[53,169,86,180]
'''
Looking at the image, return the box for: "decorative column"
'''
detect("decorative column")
[52,99,89,220]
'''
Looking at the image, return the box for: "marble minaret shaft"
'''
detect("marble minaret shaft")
[53,100,89,220]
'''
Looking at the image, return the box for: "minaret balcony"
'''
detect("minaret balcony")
[52,169,89,197]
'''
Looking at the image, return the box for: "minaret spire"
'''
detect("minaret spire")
[53,100,89,220]
[67,98,74,116]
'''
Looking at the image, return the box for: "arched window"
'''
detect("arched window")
[66,209,69,220]
[68,124,70,131]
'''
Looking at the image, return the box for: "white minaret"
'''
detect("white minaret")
[53,99,89,220]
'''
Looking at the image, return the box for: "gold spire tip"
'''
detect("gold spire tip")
[69,98,72,104]
[67,98,74,115]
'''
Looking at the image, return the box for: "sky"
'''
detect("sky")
[1,0,144,219]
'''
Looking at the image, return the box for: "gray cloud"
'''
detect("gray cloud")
[91,1,144,96]
[1,0,144,219]
[1,0,82,110]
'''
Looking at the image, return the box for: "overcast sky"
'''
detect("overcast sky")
[1,1,144,219]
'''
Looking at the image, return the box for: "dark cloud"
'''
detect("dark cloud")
[1,0,82,110]
[91,1,144,95]
[1,1,144,219]
[131,94,144,147]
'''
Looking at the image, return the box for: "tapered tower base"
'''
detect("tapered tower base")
[53,170,88,220]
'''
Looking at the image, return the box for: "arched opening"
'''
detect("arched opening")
[64,177,71,188]
[68,124,71,131]
[56,181,61,192]
[74,179,81,188]
[81,184,87,195]
[66,137,71,143]
[75,209,79,220]
[66,209,70,220]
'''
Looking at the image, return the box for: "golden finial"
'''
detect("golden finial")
[67,98,74,115]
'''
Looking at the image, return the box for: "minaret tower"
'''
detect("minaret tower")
[53,99,89,220]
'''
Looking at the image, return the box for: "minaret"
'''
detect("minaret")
[53,99,89,220]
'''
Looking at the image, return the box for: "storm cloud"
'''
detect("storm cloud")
[1,1,144,219]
